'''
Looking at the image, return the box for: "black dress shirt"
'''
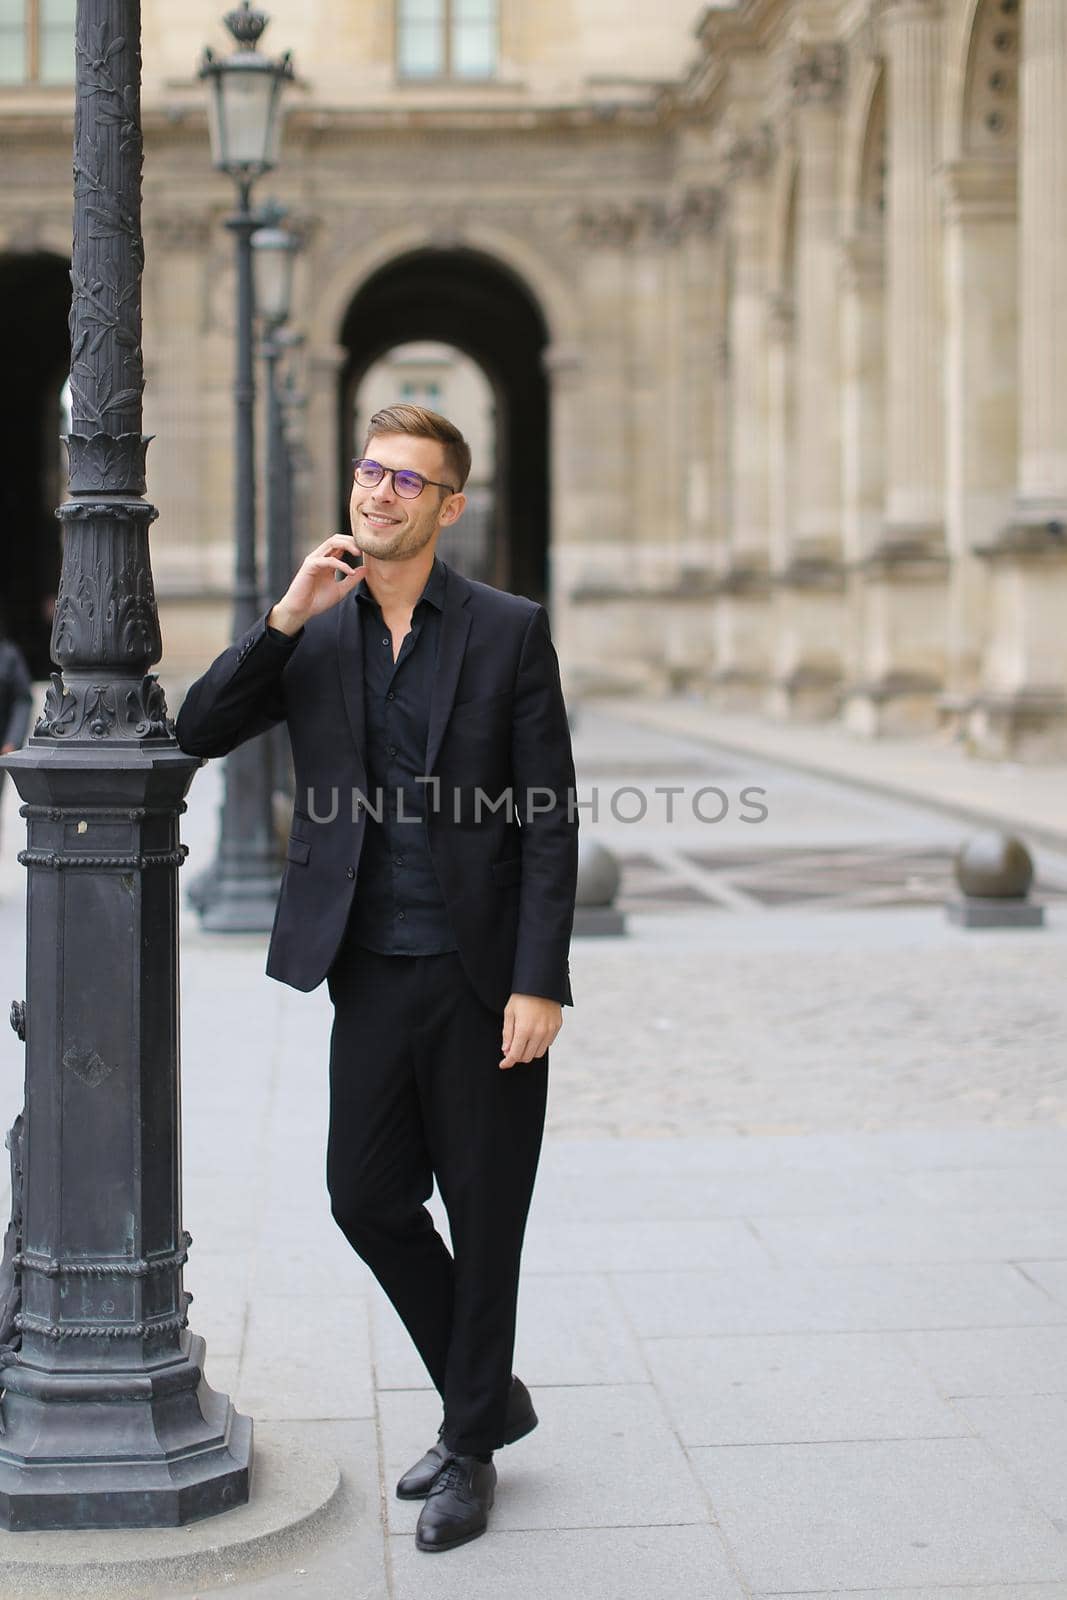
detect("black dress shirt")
[345,557,457,956]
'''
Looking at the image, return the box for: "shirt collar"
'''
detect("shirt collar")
[355,554,447,613]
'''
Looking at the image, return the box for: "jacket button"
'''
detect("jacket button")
[346,866,355,879]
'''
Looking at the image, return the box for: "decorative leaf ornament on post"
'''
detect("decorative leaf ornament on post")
[0,0,251,1530]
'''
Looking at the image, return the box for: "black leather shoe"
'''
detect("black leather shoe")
[415,1454,496,1553]
[395,1376,537,1500]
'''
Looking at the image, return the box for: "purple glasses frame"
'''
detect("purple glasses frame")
[352,457,456,500]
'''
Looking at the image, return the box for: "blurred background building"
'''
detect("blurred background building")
[2,0,1065,759]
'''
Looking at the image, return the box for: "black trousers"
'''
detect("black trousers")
[325,937,548,1456]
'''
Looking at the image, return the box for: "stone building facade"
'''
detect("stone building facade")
[1,0,1065,758]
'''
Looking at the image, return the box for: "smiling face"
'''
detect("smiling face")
[349,432,466,564]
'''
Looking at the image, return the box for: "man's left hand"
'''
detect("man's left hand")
[500,994,562,1070]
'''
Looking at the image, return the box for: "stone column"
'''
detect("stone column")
[769,42,848,720]
[673,186,726,688]
[551,207,653,694]
[791,42,846,562]
[883,0,945,540]
[1017,0,1067,517]
[848,0,949,735]
[971,0,1067,757]
[541,340,584,697]
[839,234,887,707]
[940,160,1017,719]
[709,121,775,709]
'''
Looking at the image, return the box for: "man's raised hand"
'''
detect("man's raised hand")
[267,535,365,635]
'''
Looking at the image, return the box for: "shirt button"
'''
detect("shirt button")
[397,909,406,920]
[387,745,397,757]
[381,636,389,646]
[394,855,404,866]
[346,866,355,879]
[386,691,395,701]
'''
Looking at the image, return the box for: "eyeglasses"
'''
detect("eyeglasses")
[352,458,456,500]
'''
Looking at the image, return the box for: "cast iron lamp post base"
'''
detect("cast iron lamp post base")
[0,743,252,1530]
[0,1335,250,1532]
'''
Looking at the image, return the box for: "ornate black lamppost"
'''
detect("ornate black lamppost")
[252,209,300,804]
[0,0,250,1528]
[193,1,293,930]
[251,207,300,617]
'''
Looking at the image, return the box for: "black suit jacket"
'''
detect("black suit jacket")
[175,564,579,1015]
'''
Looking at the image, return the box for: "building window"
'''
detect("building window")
[0,0,76,86]
[396,0,498,83]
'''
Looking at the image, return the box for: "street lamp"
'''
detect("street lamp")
[193,2,294,931]
[252,209,301,807]
[0,0,250,1527]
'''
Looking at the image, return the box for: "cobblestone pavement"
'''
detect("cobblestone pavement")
[554,706,1067,1137]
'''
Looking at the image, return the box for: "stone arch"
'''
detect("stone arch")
[767,146,799,302]
[961,0,1021,156]
[336,246,552,602]
[311,219,579,359]
[857,68,888,237]
[0,248,71,675]
[842,55,887,237]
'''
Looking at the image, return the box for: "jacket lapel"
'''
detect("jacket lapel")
[426,566,472,775]
[336,590,369,781]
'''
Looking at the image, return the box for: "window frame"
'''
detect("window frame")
[0,0,76,88]
[394,0,499,86]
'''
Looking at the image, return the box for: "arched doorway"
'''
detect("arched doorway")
[338,249,549,603]
[0,251,69,676]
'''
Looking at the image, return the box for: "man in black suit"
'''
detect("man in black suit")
[176,405,578,1553]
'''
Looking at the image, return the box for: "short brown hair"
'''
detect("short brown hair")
[363,403,472,493]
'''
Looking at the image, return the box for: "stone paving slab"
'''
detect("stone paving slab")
[521,1214,773,1274]
[754,1589,1067,1600]
[386,1524,743,1600]
[643,1330,969,1446]
[950,1395,1067,1528]
[752,1207,1067,1265]
[380,1383,707,1538]
[1021,1261,1067,1306]
[238,1293,374,1421]
[902,1167,1067,1210]
[615,1260,1065,1339]
[901,1325,1067,1397]
[690,1437,1067,1589]
[371,1272,649,1391]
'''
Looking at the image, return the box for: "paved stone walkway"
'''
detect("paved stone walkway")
[0,705,1064,1598]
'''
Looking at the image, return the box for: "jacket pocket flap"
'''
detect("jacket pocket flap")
[491,855,521,887]
[286,837,311,865]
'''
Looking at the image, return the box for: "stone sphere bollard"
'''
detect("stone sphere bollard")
[955,832,1033,899]
[947,831,1043,928]
[573,839,626,936]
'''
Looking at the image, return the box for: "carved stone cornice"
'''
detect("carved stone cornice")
[774,556,848,592]
[878,0,944,25]
[574,186,724,250]
[975,521,1067,563]
[715,120,775,184]
[940,157,1017,225]
[789,42,847,107]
